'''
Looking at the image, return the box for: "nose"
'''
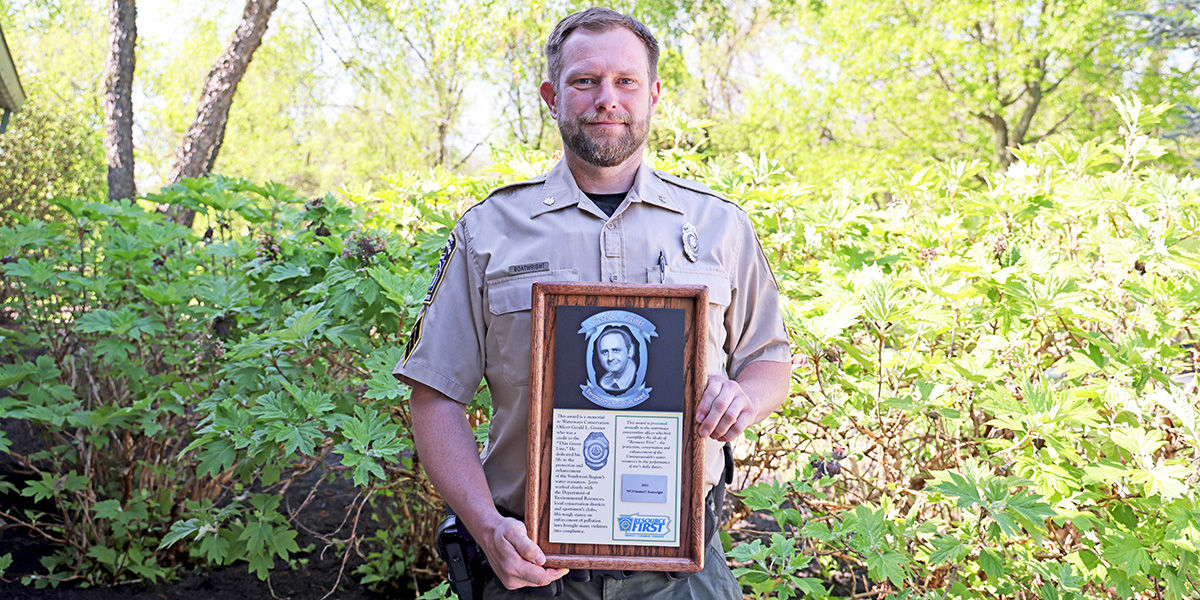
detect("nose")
[594,80,618,112]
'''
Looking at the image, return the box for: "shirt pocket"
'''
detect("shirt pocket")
[647,268,732,308]
[487,269,581,315]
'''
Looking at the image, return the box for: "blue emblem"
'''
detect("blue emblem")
[616,513,672,538]
[423,235,456,304]
[583,431,609,471]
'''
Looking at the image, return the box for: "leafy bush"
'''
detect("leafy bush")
[0,98,106,225]
[2,96,1196,600]
[725,99,1200,598]
[0,176,438,588]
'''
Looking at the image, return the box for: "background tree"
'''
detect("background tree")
[167,0,280,226]
[720,0,1199,182]
[0,99,106,224]
[102,0,136,201]
[138,13,331,192]
[0,0,106,223]
[3,0,1197,212]
[1127,1,1200,140]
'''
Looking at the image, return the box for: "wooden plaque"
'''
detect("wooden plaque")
[526,282,707,572]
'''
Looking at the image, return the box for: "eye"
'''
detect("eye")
[573,77,596,86]
[618,77,636,85]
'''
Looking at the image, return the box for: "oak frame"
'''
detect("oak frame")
[526,281,708,572]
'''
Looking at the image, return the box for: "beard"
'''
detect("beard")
[558,110,650,168]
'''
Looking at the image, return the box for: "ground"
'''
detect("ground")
[0,420,416,600]
[0,418,863,598]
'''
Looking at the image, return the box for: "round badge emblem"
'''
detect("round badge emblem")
[682,223,699,262]
[582,431,610,471]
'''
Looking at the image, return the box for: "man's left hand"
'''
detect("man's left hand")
[696,374,756,442]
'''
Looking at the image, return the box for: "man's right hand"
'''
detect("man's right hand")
[406,383,568,590]
[476,513,569,590]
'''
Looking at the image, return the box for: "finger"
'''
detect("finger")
[496,546,569,590]
[705,398,741,439]
[482,520,553,589]
[492,546,558,589]
[506,525,547,566]
[498,523,570,587]
[717,410,754,442]
[499,565,568,590]
[696,376,724,423]
[699,389,735,438]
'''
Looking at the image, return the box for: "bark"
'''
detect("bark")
[975,111,1012,167]
[1012,83,1044,151]
[103,0,137,202]
[167,0,280,227]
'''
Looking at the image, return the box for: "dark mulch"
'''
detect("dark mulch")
[0,430,420,600]
[726,499,873,596]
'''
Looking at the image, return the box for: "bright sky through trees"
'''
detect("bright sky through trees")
[1,0,1196,201]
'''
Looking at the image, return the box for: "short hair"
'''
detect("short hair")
[544,7,660,88]
[598,327,634,350]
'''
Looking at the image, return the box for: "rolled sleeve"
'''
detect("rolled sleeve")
[393,224,486,405]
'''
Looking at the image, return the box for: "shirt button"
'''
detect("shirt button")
[606,223,616,230]
[610,275,618,281]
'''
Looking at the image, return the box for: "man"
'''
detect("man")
[394,7,790,598]
[597,327,636,393]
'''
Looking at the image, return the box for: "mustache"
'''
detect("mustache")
[580,114,631,124]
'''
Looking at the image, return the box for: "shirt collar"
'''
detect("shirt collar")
[531,159,685,218]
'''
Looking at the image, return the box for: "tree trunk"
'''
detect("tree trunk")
[975,111,1013,168]
[167,0,280,227]
[103,0,137,202]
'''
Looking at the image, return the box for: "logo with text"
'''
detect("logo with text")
[579,310,657,409]
[616,513,672,538]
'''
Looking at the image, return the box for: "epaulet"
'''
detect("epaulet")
[486,174,548,198]
[459,174,548,220]
[652,170,737,205]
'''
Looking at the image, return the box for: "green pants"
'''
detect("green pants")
[482,536,742,600]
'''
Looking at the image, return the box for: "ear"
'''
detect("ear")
[648,78,661,112]
[539,80,559,119]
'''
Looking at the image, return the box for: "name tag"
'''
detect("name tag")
[508,261,550,275]
[621,474,668,503]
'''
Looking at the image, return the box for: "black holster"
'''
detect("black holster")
[436,513,489,600]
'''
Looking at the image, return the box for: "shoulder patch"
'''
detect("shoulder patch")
[653,170,732,203]
[423,235,457,304]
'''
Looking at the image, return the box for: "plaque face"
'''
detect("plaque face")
[526,282,707,573]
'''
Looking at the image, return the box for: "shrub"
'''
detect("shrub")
[725,99,1200,597]
[2,98,1196,599]
[0,175,437,588]
[0,98,106,225]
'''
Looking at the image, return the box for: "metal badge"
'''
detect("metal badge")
[583,431,609,471]
[682,223,699,262]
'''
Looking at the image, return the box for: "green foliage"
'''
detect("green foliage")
[0,175,439,587]
[0,0,107,216]
[714,0,1200,187]
[0,97,106,225]
[728,98,1200,598]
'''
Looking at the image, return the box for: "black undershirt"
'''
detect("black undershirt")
[584,191,628,218]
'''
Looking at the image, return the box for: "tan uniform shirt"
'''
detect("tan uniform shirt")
[394,159,789,515]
